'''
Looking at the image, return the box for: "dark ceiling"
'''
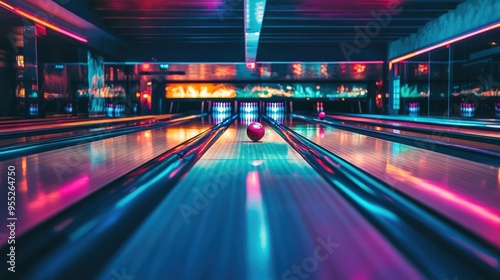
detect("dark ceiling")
[57,0,468,61]
[85,0,466,43]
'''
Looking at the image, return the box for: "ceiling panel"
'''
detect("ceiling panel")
[62,0,469,61]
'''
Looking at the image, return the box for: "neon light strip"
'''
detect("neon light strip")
[389,22,500,67]
[0,1,14,10]
[0,1,87,43]
[105,61,384,65]
[260,61,385,64]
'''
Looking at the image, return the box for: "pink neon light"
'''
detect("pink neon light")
[0,1,87,43]
[416,179,500,224]
[287,61,384,64]
[390,22,500,65]
[28,176,90,209]
[386,164,500,225]
[59,176,90,196]
[0,1,14,10]
[246,171,262,204]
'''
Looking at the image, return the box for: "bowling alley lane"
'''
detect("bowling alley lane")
[0,118,212,237]
[317,116,500,152]
[0,114,177,135]
[96,119,422,280]
[0,113,182,147]
[286,119,500,247]
[327,114,500,138]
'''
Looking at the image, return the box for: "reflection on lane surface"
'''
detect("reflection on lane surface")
[0,119,213,238]
[289,120,500,247]
[329,115,500,138]
[97,120,422,280]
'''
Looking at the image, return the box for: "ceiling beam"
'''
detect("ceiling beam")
[244,0,266,65]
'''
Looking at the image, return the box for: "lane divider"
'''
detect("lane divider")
[263,114,500,279]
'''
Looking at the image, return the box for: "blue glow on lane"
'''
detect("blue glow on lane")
[245,171,274,280]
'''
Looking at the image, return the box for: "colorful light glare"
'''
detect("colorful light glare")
[389,22,500,67]
[0,1,87,43]
[0,1,14,10]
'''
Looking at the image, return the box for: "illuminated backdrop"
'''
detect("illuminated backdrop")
[165,83,368,99]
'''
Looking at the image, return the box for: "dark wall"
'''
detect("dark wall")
[0,50,17,116]
[119,42,388,63]
[120,43,245,63]
[258,43,387,62]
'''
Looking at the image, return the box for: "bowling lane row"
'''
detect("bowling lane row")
[310,114,500,152]
[0,117,213,236]
[0,114,180,135]
[0,113,188,148]
[328,114,500,138]
[96,120,422,280]
[0,114,191,149]
[286,118,500,247]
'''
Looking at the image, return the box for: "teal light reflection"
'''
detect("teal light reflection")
[334,180,398,221]
[114,161,180,209]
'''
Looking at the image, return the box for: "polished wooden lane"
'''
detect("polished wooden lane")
[288,119,500,248]
[0,118,212,236]
[0,114,179,134]
[341,121,500,151]
[97,120,422,280]
[0,114,186,147]
[329,114,500,138]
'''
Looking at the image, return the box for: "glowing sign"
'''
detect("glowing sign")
[165,83,368,99]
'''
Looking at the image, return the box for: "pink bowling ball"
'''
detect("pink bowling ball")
[247,122,265,142]
[318,112,326,120]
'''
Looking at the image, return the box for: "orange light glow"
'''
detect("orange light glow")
[19,157,28,192]
[377,94,382,99]
[354,64,366,73]
[143,93,149,99]
[418,64,429,74]
[166,84,237,98]
[142,63,150,70]
[5,5,87,42]
[292,63,302,76]
[0,1,14,10]
[389,22,500,65]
